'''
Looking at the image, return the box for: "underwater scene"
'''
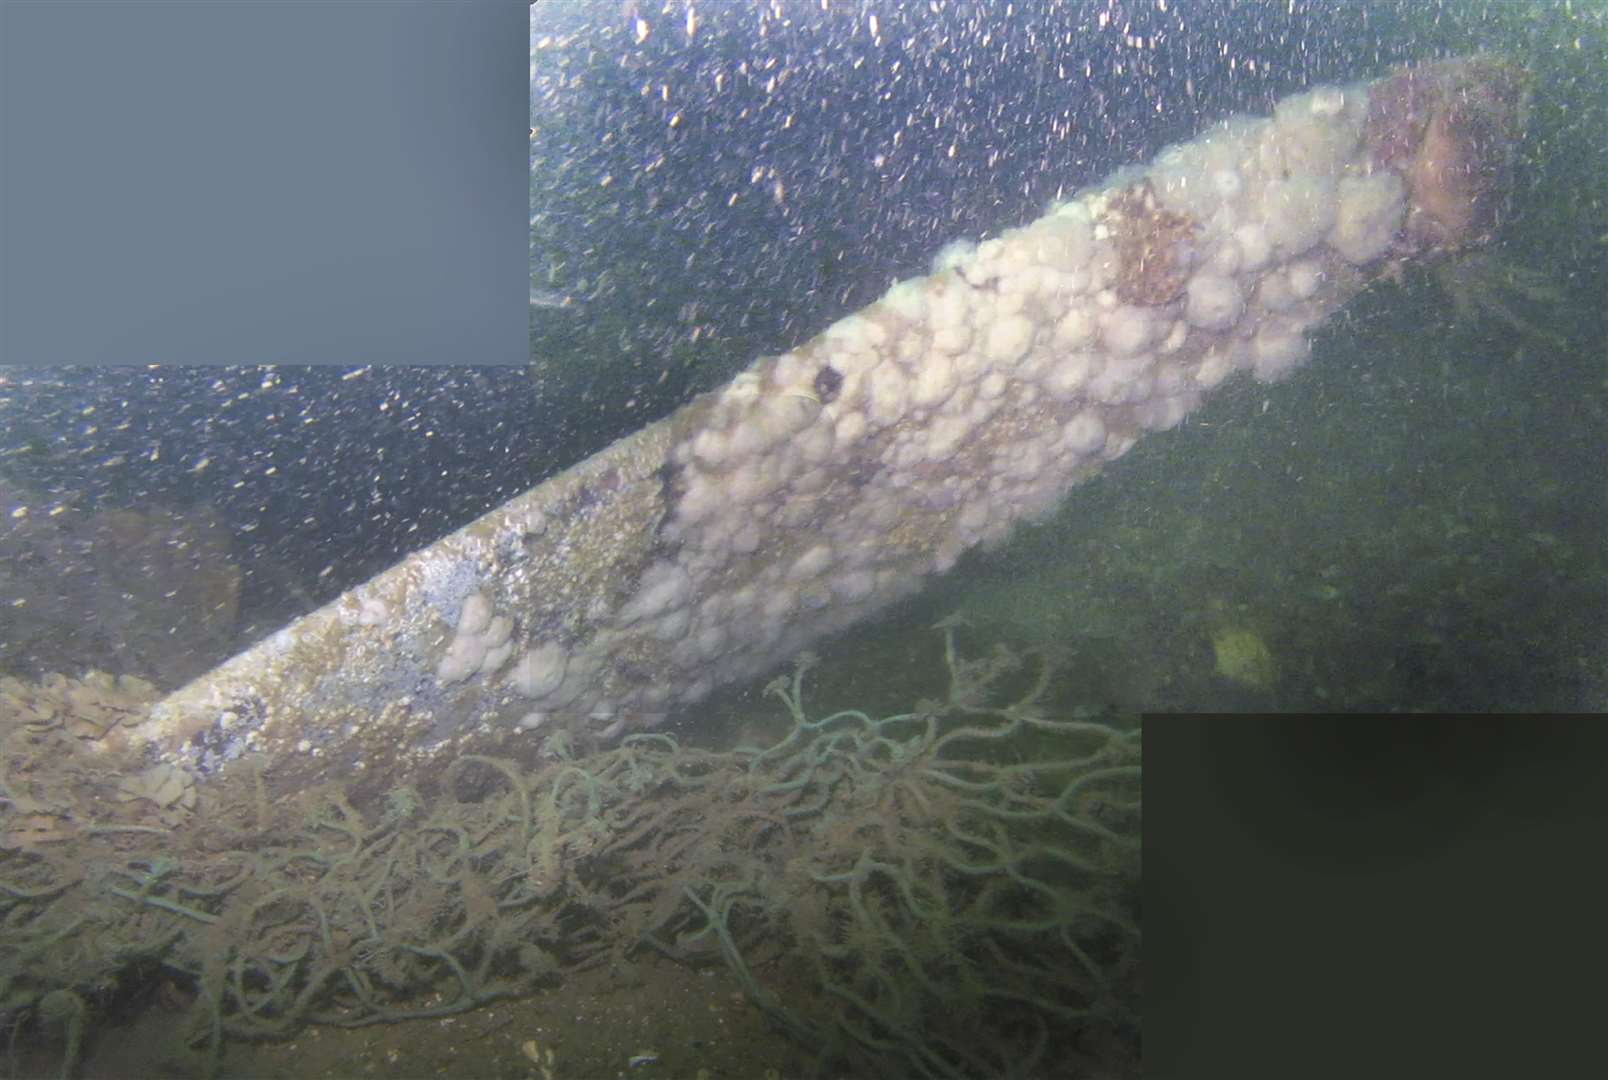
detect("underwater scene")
[3,0,1606,1077]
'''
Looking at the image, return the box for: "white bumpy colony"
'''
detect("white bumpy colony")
[142,59,1523,786]
[498,82,1405,736]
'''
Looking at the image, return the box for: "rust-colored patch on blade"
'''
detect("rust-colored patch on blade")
[1105,180,1200,305]
[1367,56,1531,252]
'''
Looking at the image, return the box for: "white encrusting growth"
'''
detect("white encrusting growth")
[511,642,568,701]
[476,79,1412,736]
[435,591,516,685]
[144,60,1522,786]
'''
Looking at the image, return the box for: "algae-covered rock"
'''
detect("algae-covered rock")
[1211,626,1277,691]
